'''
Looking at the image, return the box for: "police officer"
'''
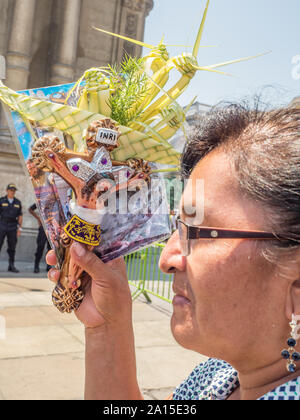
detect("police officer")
[0,184,23,273]
[28,203,51,273]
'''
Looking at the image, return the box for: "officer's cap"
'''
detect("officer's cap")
[7,183,17,191]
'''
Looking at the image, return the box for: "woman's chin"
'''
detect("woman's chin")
[170,313,196,350]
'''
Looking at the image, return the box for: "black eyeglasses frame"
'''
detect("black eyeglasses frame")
[177,218,280,240]
[176,218,281,256]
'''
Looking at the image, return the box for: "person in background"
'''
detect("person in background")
[0,184,22,273]
[29,203,51,273]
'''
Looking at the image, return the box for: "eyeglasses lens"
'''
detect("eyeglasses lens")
[178,220,189,256]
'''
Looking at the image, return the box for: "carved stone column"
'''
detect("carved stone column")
[1,0,37,132]
[50,0,81,85]
[115,0,154,63]
[5,0,37,90]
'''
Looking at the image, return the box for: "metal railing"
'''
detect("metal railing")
[125,243,173,303]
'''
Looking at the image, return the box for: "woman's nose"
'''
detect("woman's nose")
[159,230,186,274]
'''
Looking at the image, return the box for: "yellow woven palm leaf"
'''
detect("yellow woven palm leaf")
[66,68,112,117]
[90,0,266,138]
[0,81,180,165]
[0,0,266,168]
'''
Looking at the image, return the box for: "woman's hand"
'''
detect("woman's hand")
[47,242,132,329]
[48,243,142,400]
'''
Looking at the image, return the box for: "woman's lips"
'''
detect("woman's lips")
[172,294,191,306]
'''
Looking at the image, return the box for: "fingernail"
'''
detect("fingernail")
[72,281,78,289]
[73,242,86,257]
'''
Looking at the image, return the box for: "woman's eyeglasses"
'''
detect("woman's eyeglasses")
[176,218,280,256]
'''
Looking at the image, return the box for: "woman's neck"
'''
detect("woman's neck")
[228,360,300,400]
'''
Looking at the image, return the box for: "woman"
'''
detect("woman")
[47,102,300,400]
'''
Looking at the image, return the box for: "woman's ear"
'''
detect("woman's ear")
[286,279,300,320]
[280,249,300,321]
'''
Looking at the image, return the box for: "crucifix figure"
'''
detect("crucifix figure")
[31,118,151,313]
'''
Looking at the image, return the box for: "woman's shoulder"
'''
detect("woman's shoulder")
[172,358,239,400]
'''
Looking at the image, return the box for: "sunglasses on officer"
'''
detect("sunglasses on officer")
[176,217,281,257]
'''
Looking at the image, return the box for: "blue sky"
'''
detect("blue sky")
[143,0,300,107]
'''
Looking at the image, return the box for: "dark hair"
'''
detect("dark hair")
[181,100,300,250]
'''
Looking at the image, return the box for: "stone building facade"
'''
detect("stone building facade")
[0,0,153,262]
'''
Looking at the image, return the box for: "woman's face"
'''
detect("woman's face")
[160,150,288,369]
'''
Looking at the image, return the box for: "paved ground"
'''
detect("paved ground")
[0,261,207,400]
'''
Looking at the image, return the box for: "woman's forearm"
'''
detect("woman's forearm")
[85,323,143,400]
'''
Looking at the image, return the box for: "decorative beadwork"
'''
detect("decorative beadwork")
[66,147,112,182]
[64,214,101,246]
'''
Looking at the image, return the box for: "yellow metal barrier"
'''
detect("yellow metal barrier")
[125,244,173,303]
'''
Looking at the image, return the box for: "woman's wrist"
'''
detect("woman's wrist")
[85,318,133,340]
[84,319,141,400]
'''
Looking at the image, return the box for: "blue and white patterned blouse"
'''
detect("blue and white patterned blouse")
[173,358,300,400]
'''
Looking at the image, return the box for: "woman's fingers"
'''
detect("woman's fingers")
[70,242,127,288]
[48,268,60,283]
[46,250,57,266]
[70,243,106,279]
[46,250,60,283]
[47,244,128,302]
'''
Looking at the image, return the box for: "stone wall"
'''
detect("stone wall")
[0,0,153,262]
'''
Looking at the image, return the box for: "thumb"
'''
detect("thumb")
[70,242,125,288]
[70,242,105,280]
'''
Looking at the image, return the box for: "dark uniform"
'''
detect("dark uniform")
[0,195,22,269]
[29,203,51,272]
